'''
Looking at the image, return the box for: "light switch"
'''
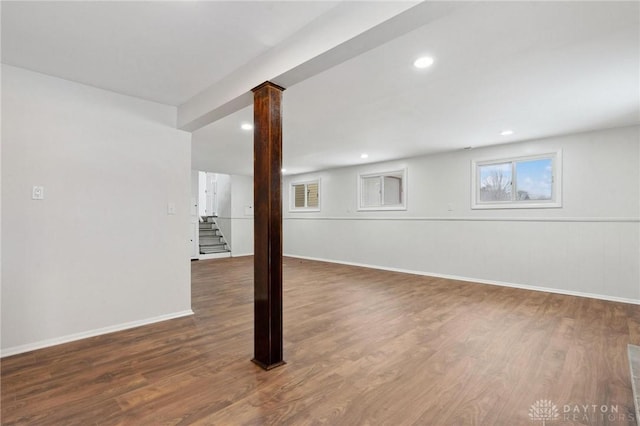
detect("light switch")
[167,202,176,215]
[32,186,44,200]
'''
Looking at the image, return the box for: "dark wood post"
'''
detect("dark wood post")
[251,81,285,370]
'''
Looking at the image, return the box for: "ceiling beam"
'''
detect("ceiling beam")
[177,1,460,132]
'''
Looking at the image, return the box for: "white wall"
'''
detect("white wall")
[1,65,193,355]
[0,21,4,351]
[230,174,254,256]
[197,171,207,217]
[190,170,200,259]
[215,173,232,247]
[284,125,640,303]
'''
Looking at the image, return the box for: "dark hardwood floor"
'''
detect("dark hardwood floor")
[2,256,639,425]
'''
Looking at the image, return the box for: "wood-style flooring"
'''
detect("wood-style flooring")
[2,256,639,425]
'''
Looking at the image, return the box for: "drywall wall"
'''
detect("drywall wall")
[230,174,254,256]
[215,173,232,247]
[0,46,3,350]
[190,170,199,259]
[283,125,640,302]
[197,172,207,217]
[1,65,193,355]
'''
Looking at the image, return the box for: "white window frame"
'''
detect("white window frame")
[357,168,407,211]
[289,179,321,212]
[471,151,562,209]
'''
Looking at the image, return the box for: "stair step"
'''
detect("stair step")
[201,240,224,245]
[200,235,223,240]
[199,229,219,234]
[200,247,230,254]
[199,251,231,259]
[200,242,226,248]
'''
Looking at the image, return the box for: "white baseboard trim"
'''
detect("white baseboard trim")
[1,309,194,358]
[284,216,640,223]
[199,252,231,260]
[284,254,640,306]
[232,252,254,257]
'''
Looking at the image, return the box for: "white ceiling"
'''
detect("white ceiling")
[1,1,340,105]
[193,1,640,176]
[3,2,639,177]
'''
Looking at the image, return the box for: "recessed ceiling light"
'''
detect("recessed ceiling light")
[413,56,434,69]
[241,123,253,131]
[500,130,514,136]
[360,153,369,159]
[281,168,287,173]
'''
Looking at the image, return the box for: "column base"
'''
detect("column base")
[251,358,286,371]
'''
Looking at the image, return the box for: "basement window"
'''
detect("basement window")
[471,151,562,209]
[290,179,320,212]
[358,169,407,211]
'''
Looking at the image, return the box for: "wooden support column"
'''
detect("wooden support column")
[252,81,286,370]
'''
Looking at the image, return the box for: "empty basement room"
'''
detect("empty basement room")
[1,1,639,425]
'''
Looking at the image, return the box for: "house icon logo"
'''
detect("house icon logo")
[529,399,560,424]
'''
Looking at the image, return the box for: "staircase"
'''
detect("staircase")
[199,216,230,258]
